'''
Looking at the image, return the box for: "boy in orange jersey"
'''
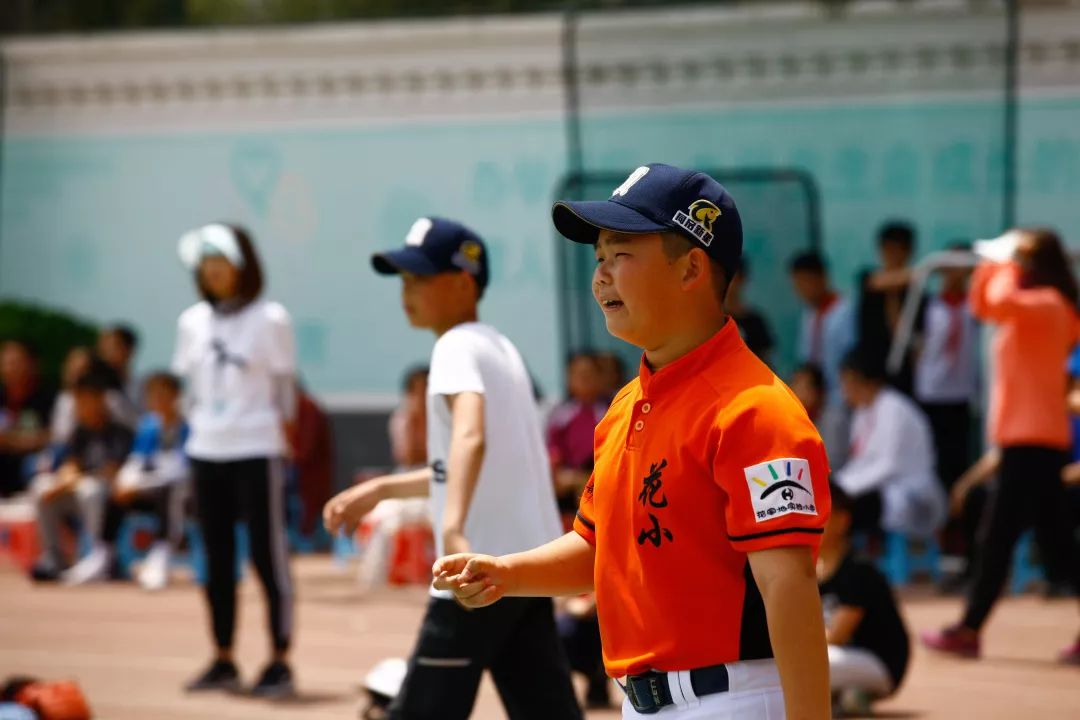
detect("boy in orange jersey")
[434,164,832,719]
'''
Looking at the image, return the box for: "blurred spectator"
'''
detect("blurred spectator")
[789,251,856,405]
[924,229,1080,662]
[857,221,926,395]
[107,372,190,591]
[557,595,609,709]
[0,340,55,498]
[789,250,855,467]
[594,350,627,402]
[547,352,606,516]
[725,258,775,364]
[790,363,847,468]
[50,347,138,446]
[97,324,140,404]
[834,350,946,537]
[388,366,428,469]
[548,351,609,708]
[819,484,909,717]
[914,246,978,494]
[291,380,333,535]
[30,371,133,583]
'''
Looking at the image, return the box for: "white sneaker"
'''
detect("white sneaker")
[138,542,171,591]
[62,545,112,585]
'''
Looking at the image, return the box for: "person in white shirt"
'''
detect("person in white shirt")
[323,217,581,720]
[834,350,947,538]
[789,251,856,467]
[172,223,297,698]
[914,249,979,494]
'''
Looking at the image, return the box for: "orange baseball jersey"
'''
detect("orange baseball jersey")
[574,320,831,677]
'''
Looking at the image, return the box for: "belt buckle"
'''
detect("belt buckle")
[625,671,670,715]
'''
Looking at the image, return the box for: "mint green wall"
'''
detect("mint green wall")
[0,120,567,396]
[2,96,1078,396]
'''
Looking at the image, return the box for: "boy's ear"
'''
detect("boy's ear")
[680,248,710,291]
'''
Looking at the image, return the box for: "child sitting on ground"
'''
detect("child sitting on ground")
[818,483,911,717]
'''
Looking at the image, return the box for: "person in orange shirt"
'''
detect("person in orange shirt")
[433,164,832,719]
[923,228,1080,662]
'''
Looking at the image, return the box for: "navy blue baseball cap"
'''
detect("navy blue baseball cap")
[371,217,490,293]
[552,163,743,275]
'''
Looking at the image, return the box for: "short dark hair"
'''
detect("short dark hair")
[840,348,887,383]
[0,338,39,360]
[792,363,825,393]
[788,251,827,275]
[143,371,182,395]
[829,482,853,513]
[595,350,627,383]
[401,365,429,392]
[104,324,139,352]
[195,224,265,309]
[567,350,599,368]
[659,233,730,306]
[73,370,111,395]
[878,221,916,251]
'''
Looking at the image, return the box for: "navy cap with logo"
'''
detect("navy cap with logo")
[552,163,743,276]
[371,217,490,294]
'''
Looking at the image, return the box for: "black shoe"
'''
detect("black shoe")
[251,660,294,699]
[185,660,241,693]
[30,562,61,583]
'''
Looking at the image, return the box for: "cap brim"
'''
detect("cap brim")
[552,200,669,245]
[370,247,441,276]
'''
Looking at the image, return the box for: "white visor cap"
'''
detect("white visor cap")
[178,223,246,270]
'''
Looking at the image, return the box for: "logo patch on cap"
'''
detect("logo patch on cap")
[673,199,720,247]
[452,239,483,274]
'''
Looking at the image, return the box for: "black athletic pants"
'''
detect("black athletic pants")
[102,485,182,545]
[389,596,583,720]
[921,401,971,490]
[193,457,293,653]
[963,446,1080,631]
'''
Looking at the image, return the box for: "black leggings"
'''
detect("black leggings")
[963,446,1080,631]
[193,457,293,653]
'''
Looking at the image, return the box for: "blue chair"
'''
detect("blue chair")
[1010,531,1044,594]
[115,512,161,576]
[332,531,359,567]
[879,532,942,586]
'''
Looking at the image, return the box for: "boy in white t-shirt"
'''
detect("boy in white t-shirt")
[324,217,582,720]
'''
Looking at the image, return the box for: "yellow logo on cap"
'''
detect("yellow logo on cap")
[460,240,483,263]
[689,199,721,233]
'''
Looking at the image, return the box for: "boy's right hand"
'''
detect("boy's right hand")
[322,481,383,536]
[432,554,510,608]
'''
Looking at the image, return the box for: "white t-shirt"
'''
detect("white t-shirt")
[172,299,296,461]
[426,322,562,596]
[834,388,946,536]
[915,296,979,404]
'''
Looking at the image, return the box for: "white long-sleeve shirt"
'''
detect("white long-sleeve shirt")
[834,387,946,536]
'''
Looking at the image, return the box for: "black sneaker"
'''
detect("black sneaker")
[185,660,241,693]
[251,660,294,699]
[30,562,61,583]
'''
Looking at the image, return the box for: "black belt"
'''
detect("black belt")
[622,664,730,714]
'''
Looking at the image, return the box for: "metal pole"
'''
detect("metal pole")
[561,4,583,188]
[558,5,585,356]
[1002,0,1019,229]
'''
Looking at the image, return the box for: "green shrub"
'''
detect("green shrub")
[0,300,99,386]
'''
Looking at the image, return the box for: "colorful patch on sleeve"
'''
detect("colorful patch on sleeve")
[743,458,818,523]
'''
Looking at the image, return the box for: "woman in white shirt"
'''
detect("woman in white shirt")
[172,223,297,698]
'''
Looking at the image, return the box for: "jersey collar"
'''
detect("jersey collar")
[638,319,741,397]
